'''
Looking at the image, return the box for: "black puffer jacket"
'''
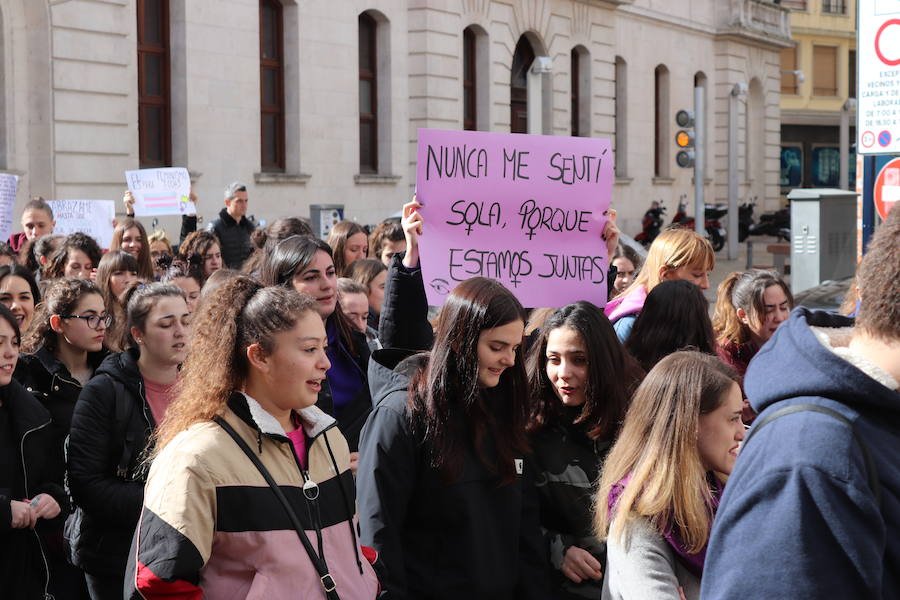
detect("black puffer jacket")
[530,409,614,599]
[378,252,433,352]
[0,379,68,599]
[15,346,107,477]
[357,349,550,600]
[206,208,255,269]
[67,349,153,578]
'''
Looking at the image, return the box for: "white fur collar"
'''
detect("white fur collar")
[240,392,336,438]
[810,326,899,390]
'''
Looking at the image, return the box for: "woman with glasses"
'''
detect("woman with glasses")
[15,278,109,599]
[68,283,191,599]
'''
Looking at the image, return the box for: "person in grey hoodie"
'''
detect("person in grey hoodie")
[702,206,900,600]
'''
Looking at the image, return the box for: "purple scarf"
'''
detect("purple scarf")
[607,472,725,578]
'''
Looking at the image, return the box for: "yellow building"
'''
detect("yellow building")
[779,0,857,192]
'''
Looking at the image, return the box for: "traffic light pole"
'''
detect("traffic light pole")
[694,86,705,237]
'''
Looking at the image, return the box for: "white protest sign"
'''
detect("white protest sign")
[48,200,116,249]
[0,174,17,242]
[124,167,195,216]
[857,0,900,154]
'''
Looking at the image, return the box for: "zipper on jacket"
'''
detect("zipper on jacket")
[20,419,54,600]
[302,471,326,561]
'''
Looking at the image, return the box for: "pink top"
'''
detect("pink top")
[143,377,178,426]
[604,285,648,322]
[286,412,308,470]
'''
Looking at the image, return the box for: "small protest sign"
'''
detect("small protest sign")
[415,129,613,308]
[124,167,195,216]
[48,200,116,249]
[0,174,16,242]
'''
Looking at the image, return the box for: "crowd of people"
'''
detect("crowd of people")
[0,182,897,600]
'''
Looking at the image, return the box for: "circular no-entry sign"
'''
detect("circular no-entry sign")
[875,19,900,66]
[874,158,900,221]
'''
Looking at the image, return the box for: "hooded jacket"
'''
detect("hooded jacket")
[357,349,550,600]
[603,286,647,342]
[127,392,379,599]
[701,308,900,599]
[67,348,153,578]
[0,379,68,599]
[206,207,255,269]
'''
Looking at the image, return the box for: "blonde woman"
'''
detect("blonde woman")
[594,352,744,600]
[604,229,715,342]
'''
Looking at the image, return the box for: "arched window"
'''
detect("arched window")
[510,36,535,134]
[137,0,171,167]
[359,12,378,173]
[654,64,670,178]
[571,46,590,136]
[260,0,285,172]
[746,78,765,185]
[614,56,627,178]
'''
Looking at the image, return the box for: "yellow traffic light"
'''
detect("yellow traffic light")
[676,130,694,148]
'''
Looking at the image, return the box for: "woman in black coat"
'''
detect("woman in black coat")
[0,303,68,599]
[67,283,190,599]
[526,302,643,598]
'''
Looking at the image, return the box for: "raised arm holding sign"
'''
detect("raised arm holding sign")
[124,167,196,217]
[415,129,615,308]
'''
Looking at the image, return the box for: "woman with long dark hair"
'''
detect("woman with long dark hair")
[526,302,643,598]
[357,276,549,600]
[260,235,371,454]
[624,280,716,373]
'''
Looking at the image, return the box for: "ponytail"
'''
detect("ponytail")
[153,276,318,454]
[712,271,744,345]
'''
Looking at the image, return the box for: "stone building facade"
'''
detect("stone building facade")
[0,0,790,238]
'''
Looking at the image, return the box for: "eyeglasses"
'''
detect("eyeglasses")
[60,313,112,330]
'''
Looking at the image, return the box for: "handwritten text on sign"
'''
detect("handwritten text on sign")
[124,167,195,217]
[48,200,116,249]
[416,129,613,308]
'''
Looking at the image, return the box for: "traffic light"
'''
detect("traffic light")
[675,109,695,168]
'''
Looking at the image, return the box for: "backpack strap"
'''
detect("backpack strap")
[214,415,341,600]
[113,378,137,479]
[744,403,881,508]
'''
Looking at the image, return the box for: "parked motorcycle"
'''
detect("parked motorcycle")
[671,197,728,252]
[749,203,790,242]
[634,200,666,247]
[738,198,756,243]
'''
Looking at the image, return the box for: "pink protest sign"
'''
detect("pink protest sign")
[416,128,613,308]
